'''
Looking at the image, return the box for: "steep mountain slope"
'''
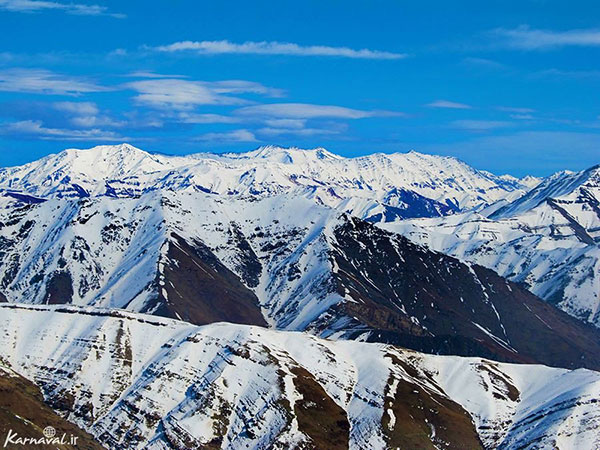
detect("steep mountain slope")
[383,164,600,327]
[0,304,599,450]
[0,364,104,450]
[0,144,529,216]
[2,191,600,370]
[491,165,600,224]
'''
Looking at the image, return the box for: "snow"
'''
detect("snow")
[0,143,598,448]
[381,166,600,327]
[0,143,529,211]
[1,303,599,449]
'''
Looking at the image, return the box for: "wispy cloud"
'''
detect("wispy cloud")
[124,78,282,110]
[492,25,600,50]
[52,101,124,127]
[0,0,125,17]
[257,126,344,137]
[176,113,240,124]
[451,120,513,131]
[256,119,347,137]
[533,68,600,79]
[124,71,188,79]
[1,120,126,140]
[496,106,535,114]
[154,40,406,60]
[509,114,535,120]
[194,129,257,143]
[0,68,109,95]
[462,57,507,69]
[426,100,472,109]
[235,103,400,119]
[52,101,99,115]
[263,119,306,129]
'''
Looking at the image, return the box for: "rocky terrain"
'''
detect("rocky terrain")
[0,304,598,449]
[1,143,599,449]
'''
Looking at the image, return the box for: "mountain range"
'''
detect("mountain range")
[0,143,599,449]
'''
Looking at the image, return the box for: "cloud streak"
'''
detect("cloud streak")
[235,103,400,119]
[0,68,109,95]
[1,120,126,140]
[493,26,600,50]
[451,120,513,131]
[426,100,472,109]
[194,129,257,143]
[154,40,406,60]
[124,78,282,110]
[0,0,125,17]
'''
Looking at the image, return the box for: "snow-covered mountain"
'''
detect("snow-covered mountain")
[0,304,598,449]
[382,164,600,326]
[2,190,600,370]
[0,143,530,216]
[1,143,599,449]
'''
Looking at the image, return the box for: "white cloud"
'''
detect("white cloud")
[0,0,125,17]
[426,100,472,109]
[462,57,507,69]
[206,80,284,97]
[124,71,188,79]
[0,69,108,95]
[533,68,600,79]
[451,120,513,131]
[194,129,257,143]
[51,101,124,128]
[497,106,535,114]
[263,119,306,129]
[1,120,126,140]
[154,40,406,60]
[126,79,235,109]
[509,114,535,120]
[235,103,395,119]
[493,26,600,50]
[125,78,281,110]
[257,126,342,137]
[52,101,99,115]
[176,113,241,124]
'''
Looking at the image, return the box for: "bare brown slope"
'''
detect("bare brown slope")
[0,368,104,450]
[139,233,267,327]
[329,216,600,371]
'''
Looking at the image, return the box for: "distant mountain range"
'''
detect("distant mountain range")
[0,143,532,212]
[0,143,598,449]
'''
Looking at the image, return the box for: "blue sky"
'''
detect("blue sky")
[0,0,599,176]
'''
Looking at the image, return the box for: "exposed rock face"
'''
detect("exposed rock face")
[143,233,267,326]
[326,217,600,370]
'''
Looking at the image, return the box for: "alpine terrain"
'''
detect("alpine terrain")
[0,144,599,449]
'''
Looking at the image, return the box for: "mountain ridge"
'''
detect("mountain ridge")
[384,162,600,327]
[0,143,532,213]
[2,190,600,371]
[1,303,599,449]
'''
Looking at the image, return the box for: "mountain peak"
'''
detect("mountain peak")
[67,142,146,156]
[224,145,344,163]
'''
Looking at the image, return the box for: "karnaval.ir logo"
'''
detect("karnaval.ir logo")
[42,427,55,439]
[3,425,78,447]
